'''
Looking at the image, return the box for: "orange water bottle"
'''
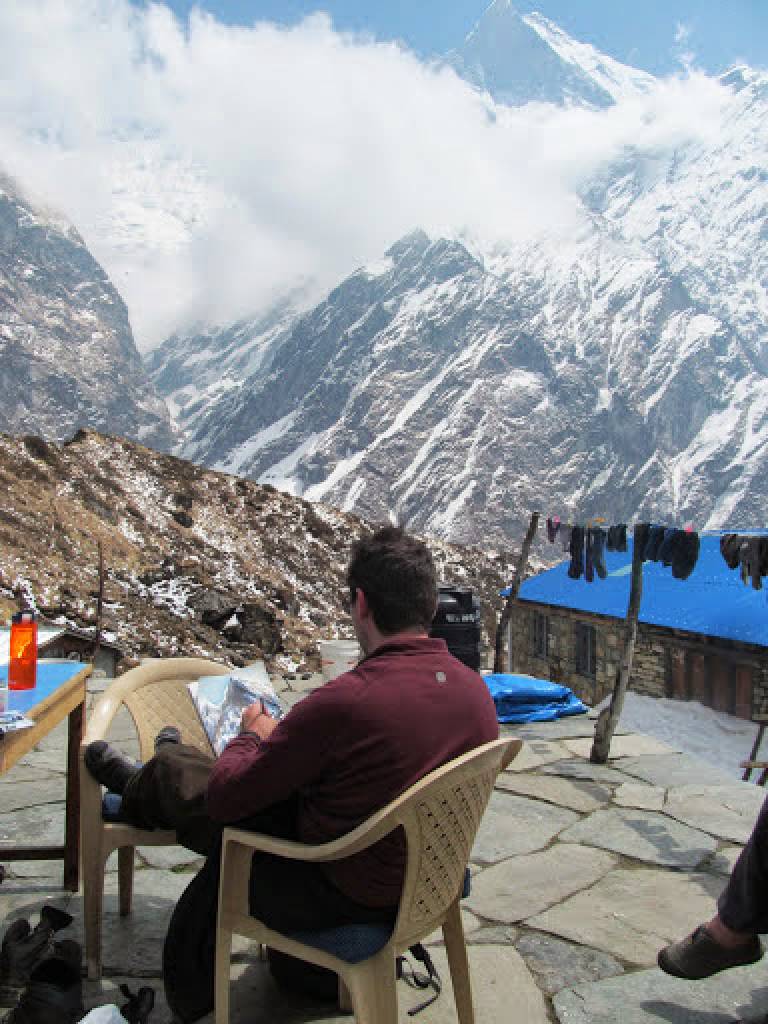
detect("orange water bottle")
[9,611,37,690]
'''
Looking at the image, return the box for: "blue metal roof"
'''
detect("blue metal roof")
[513,533,768,648]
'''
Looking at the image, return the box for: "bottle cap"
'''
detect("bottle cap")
[11,611,36,625]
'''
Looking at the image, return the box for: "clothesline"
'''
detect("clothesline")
[535,516,768,591]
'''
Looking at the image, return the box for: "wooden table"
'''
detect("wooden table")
[0,661,91,891]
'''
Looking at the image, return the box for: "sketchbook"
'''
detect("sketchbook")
[188,662,285,756]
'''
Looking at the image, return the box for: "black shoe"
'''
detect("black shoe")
[658,924,763,980]
[5,943,83,1024]
[154,726,181,752]
[0,907,72,1007]
[84,741,140,795]
[119,982,156,1023]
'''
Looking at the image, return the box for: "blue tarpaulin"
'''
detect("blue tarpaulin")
[483,673,588,724]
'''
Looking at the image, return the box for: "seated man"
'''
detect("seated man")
[86,526,499,1022]
[658,794,766,982]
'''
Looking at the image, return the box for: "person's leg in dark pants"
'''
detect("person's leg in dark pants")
[163,796,396,1022]
[658,794,768,979]
[119,743,217,856]
[718,793,768,933]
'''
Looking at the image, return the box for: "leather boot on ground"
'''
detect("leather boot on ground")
[0,908,73,1006]
[4,940,83,1024]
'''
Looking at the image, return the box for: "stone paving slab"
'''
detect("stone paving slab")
[495,772,612,813]
[613,783,665,811]
[472,791,579,864]
[137,845,205,871]
[0,763,62,785]
[0,779,66,814]
[466,844,616,923]
[663,784,766,843]
[190,943,550,1024]
[515,932,624,997]
[539,760,636,786]
[559,807,717,868]
[510,717,631,741]
[0,883,77,927]
[504,739,571,772]
[616,752,737,789]
[563,734,677,760]
[553,963,768,1024]
[0,804,67,847]
[528,867,724,966]
[66,869,194,977]
[710,846,744,876]
[424,908,481,945]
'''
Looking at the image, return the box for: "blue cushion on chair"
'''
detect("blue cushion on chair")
[282,867,472,964]
[102,792,124,822]
[284,923,394,964]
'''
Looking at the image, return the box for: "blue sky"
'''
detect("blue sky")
[160,0,767,76]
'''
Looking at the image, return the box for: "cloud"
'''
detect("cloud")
[0,1,733,349]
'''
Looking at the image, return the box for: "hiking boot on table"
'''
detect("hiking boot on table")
[658,924,763,980]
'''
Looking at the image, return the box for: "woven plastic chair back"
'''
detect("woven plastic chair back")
[116,659,228,762]
[394,741,504,950]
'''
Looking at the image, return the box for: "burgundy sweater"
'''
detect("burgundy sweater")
[206,636,499,907]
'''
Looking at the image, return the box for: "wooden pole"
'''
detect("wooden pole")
[590,523,646,763]
[493,511,540,673]
[93,541,104,665]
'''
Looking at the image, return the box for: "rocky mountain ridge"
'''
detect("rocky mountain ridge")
[0,173,172,449]
[0,430,511,668]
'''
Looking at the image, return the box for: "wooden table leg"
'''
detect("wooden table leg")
[64,699,85,892]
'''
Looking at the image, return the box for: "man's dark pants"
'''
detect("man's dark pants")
[120,744,395,1022]
[718,793,768,933]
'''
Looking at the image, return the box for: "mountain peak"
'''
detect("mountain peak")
[451,3,655,109]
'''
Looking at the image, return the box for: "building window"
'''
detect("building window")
[575,623,596,677]
[532,612,549,658]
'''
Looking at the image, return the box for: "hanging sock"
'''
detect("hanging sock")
[567,525,585,579]
[746,536,763,590]
[591,527,608,579]
[585,528,595,583]
[643,525,665,562]
[658,528,677,567]
[671,530,700,580]
[560,524,572,553]
[546,517,561,543]
[615,523,628,552]
[606,526,616,552]
[720,533,742,570]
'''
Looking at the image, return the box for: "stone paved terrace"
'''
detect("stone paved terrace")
[2,672,768,1023]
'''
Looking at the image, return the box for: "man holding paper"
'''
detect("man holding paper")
[85,526,498,1020]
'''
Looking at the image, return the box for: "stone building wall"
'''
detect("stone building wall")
[509,600,768,717]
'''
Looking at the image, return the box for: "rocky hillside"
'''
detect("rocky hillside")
[0,430,511,669]
[0,173,172,449]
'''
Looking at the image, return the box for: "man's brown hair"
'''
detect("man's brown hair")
[346,527,438,634]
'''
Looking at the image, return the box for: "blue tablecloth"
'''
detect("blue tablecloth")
[0,662,89,715]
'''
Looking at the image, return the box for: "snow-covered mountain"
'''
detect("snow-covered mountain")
[0,173,172,448]
[144,298,299,440]
[449,1,656,108]
[149,63,768,545]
